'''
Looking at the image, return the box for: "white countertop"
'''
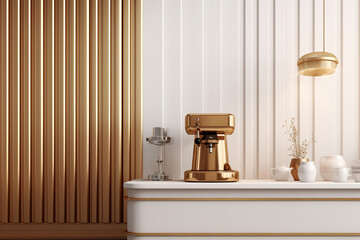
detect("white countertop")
[126,179,360,236]
[124,179,360,190]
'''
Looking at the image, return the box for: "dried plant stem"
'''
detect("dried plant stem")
[283,117,315,159]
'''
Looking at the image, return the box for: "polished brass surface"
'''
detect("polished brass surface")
[0,0,9,224]
[0,0,143,224]
[297,52,338,76]
[297,0,338,76]
[297,51,339,65]
[122,0,143,222]
[290,158,309,181]
[185,170,239,182]
[184,113,239,182]
[185,113,235,134]
[191,134,227,171]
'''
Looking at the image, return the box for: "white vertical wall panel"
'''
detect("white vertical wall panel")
[314,0,342,174]
[143,0,163,177]
[286,0,299,140]
[299,0,314,167]
[204,0,221,113]
[221,0,241,173]
[286,0,299,170]
[354,0,360,161]
[181,0,203,175]
[258,0,274,179]
[244,0,258,179]
[237,0,245,179]
[313,0,325,177]
[274,0,287,168]
[342,0,358,164]
[164,0,182,179]
[143,0,360,180]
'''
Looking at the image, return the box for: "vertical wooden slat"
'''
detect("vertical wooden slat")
[110,0,122,223]
[65,0,76,223]
[43,0,55,223]
[89,0,98,224]
[129,0,136,181]
[20,0,31,223]
[9,0,20,224]
[31,0,44,223]
[54,0,66,223]
[122,0,131,222]
[0,0,9,224]
[76,0,89,223]
[135,0,143,180]
[99,0,111,223]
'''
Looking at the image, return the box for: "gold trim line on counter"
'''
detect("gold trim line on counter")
[125,231,360,236]
[126,197,360,201]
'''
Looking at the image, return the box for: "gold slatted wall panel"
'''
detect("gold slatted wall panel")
[0,0,142,224]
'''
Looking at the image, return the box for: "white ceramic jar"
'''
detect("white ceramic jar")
[298,161,316,182]
[320,155,347,181]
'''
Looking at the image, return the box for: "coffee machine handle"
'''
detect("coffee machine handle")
[194,118,201,145]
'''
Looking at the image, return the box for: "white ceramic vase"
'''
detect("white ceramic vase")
[298,161,316,183]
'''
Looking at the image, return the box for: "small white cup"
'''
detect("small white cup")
[270,165,292,181]
[332,167,351,182]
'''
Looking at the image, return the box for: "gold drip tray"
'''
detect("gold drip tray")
[185,170,239,182]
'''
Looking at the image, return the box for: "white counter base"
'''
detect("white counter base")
[124,180,360,239]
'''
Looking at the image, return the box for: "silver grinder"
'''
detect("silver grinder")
[146,127,172,181]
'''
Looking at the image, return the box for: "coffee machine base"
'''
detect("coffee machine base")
[184,170,239,182]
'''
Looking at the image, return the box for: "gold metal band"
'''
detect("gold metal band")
[127,197,360,201]
[126,231,360,236]
[184,170,239,182]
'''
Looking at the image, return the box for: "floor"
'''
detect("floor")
[0,223,127,239]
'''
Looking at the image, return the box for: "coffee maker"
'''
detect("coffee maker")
[184,113,239,182]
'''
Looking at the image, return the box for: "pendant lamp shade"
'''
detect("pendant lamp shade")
[297,0,338,76]
[297,52,338,76]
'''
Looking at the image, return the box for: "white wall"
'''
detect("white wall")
[143,0,360,180]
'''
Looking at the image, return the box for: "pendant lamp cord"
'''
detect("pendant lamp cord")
[323,0,325,52]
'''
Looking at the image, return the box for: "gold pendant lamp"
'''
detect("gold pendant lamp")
[297,0,338,76]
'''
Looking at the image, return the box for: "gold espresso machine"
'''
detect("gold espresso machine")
[184,113,239,182]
